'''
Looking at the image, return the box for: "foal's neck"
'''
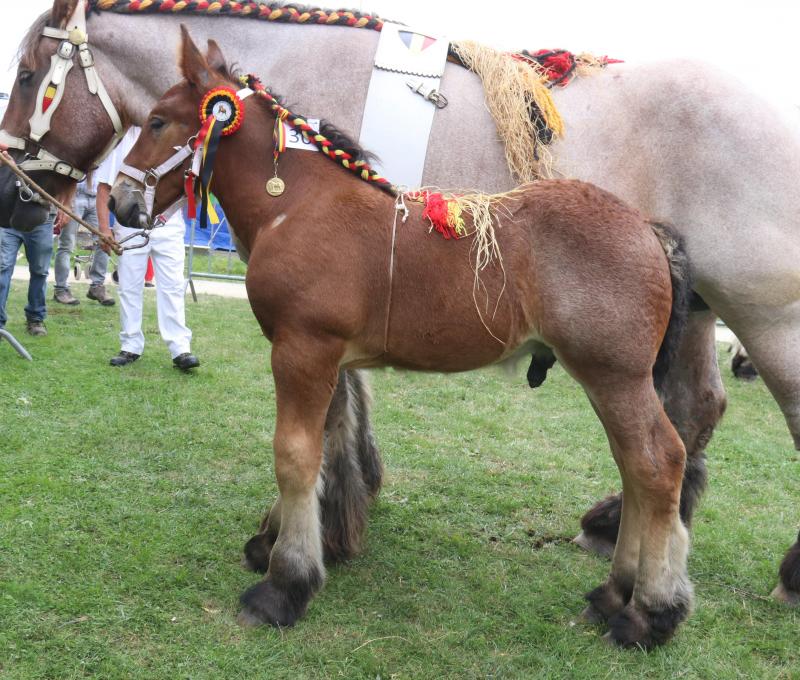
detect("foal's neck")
[209,104,394,247]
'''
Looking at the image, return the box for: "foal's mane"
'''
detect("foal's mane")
[218,64,380,180]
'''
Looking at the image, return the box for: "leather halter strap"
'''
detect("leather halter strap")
[0,2,124,183]
[117,87,255,225]
[118,142,195,220]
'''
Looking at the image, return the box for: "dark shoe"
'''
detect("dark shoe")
[88,284,115,306]
[54,288,80,305]
[26,320,47,336]
[110,350,140,366]
[173,352,200,371]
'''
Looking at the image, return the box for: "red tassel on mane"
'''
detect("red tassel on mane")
[421,192,457,240]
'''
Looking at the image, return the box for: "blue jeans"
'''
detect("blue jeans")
[54,188,108,288]
[0,217,55,327]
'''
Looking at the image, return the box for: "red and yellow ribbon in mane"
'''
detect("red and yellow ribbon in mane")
[92,0,385,31]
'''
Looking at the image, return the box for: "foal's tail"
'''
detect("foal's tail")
[649,221,692,392]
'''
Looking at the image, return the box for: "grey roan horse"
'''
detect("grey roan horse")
[1,0,798,606]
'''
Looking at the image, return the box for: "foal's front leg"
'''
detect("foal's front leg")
[239,338,342,627]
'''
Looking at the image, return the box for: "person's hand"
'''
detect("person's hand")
[53,210,69,234]
[99,227,114,254]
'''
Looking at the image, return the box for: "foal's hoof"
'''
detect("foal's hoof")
[573,531,615,559]
[239,570,323,628]
[606,601,689,650]
[771,583,800,606]
[242,533,274,573]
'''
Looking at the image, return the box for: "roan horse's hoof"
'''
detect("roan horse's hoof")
[771,583,800,606]
[572,531,615,559]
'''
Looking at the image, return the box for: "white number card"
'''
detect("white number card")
[284,119,320,151]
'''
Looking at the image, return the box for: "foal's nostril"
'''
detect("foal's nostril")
[107,195,116,215]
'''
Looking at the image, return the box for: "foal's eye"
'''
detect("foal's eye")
[18,70,33,86]
[149,117,165,131]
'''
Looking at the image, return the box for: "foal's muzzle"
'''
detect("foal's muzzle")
[109,178,150,230]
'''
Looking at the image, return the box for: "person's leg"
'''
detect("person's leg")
[23,217,54,326]
[150,226,192,360]
[82,192,114,305]
[53,219,78,293]
[0,228,24,328]
[115,226,150,356]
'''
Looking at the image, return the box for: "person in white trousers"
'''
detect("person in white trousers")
[96,128,199,371]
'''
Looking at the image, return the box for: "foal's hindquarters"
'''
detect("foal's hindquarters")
[239,180,691,647]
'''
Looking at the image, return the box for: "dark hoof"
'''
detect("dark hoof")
[606,600,689,650]
[776,532,800,605]
[239,570,322,628]
[771,583,800,606]
[573,531,615,558]
[583,581,632,623]
[242,533,274,573]
[731,353,758,380]
[577,494,621,558]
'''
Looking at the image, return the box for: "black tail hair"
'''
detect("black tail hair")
[649,222,692,392]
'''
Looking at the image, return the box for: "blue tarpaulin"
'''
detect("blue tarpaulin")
[182,196,234,251]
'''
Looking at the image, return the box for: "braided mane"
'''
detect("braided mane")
[88,1,386,30]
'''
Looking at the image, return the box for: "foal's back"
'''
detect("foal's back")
[380,179,672,375]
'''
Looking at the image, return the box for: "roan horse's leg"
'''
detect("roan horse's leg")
[576,309,726,556]
[581,378,692,648]
[239,338,343,627]
[728,320,800,605]
[243,369,382,572]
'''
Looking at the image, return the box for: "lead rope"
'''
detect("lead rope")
[0,151,125,255]
[383,192,408,355]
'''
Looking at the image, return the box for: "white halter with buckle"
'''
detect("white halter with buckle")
[118,141,197,226]
[0,2,124,184]
[117,87,254,226]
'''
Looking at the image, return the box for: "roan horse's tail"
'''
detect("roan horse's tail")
[649,221,692,392]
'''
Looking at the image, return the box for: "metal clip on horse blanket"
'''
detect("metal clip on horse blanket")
[406,80,448,109]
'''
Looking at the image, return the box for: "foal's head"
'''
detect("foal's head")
[110,26,244,228]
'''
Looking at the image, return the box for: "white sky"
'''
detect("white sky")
[2,0,800,111]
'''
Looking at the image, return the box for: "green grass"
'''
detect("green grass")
[1,280,798,679]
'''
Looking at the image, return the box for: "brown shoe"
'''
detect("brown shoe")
[87,284,115,306]
[26,320,47,336]
[54,288,80,305]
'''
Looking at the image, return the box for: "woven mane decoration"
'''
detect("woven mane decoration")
[90,0,385,29]
[88,1,617,182]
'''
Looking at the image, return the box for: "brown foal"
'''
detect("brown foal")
[110,28,694,648]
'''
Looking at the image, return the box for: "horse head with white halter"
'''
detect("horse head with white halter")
[0,0,124,230]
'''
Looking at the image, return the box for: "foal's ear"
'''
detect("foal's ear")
[206,39,228,76]
[179,24,211,88]
[50,0,82,30]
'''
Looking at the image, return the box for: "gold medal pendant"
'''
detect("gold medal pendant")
[266,177,285,197]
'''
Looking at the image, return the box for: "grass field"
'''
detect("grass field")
[1,281,798,679]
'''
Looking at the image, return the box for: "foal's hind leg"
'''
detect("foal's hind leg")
[584,381,692,648]
[239,339,341,627]
[243,369,383,572]
[576,309,726,555]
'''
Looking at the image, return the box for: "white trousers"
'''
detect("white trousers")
[114,222,192,358]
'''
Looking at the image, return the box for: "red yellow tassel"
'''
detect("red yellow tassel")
[414,191,466,240]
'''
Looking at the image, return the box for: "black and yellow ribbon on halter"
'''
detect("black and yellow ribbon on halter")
[194,87,245,228]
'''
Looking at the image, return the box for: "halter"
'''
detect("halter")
[117,86,253,227]
[0,2,124,188]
